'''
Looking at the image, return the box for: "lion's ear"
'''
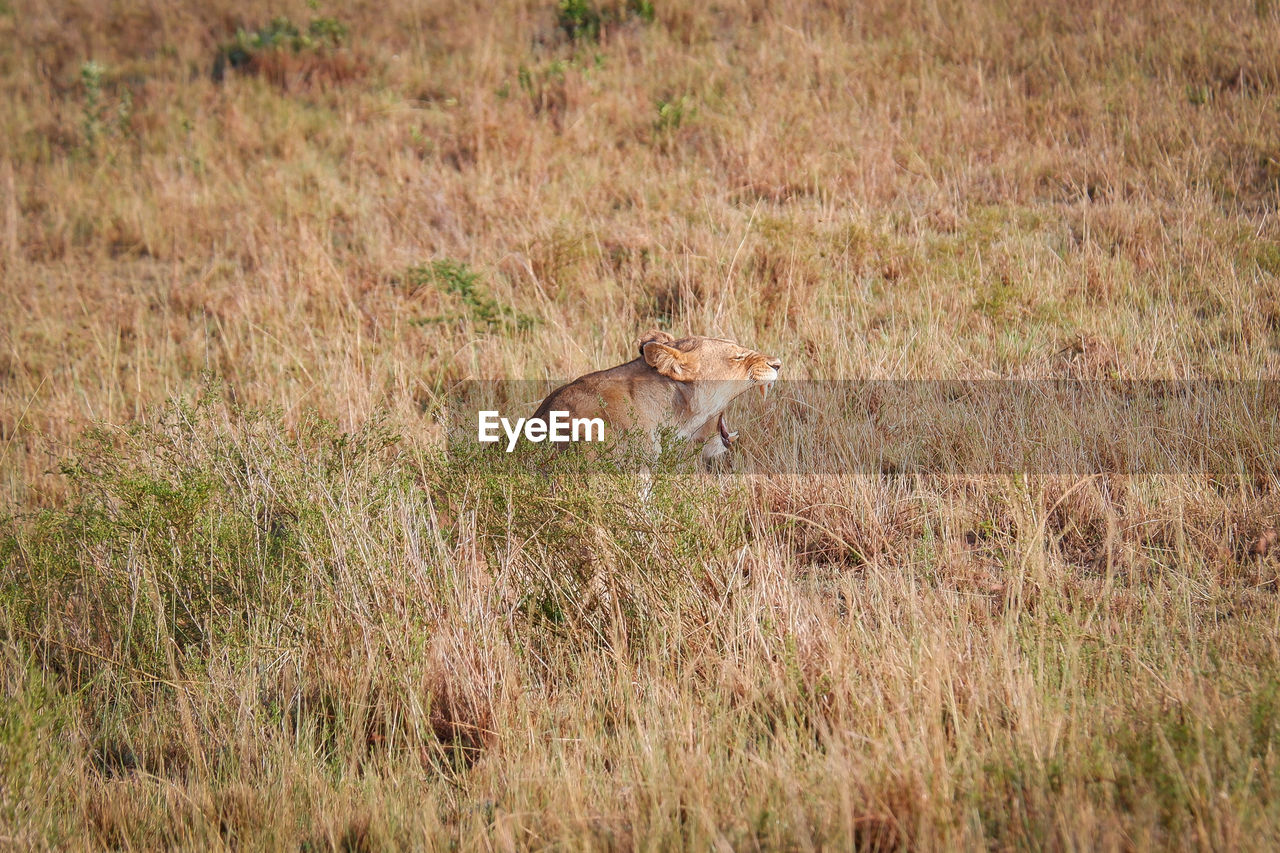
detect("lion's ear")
[642,341,689,380]
[636,328,676,357]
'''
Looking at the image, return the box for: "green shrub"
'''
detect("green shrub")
[1,397,402,697]
[403,259,537,334]
[214,15,348,79]
[77,60,133,157]
[654,93,694,132]
[557,0,655,43]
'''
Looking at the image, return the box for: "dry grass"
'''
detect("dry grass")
[2,0,1279,848]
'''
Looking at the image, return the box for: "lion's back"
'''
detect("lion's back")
[532,360,663,429]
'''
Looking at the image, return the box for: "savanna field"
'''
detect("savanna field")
[2,0,1280,848]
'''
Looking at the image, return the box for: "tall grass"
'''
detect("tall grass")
[2,0,1279,847]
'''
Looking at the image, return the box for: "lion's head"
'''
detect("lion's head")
[636,330,782,394]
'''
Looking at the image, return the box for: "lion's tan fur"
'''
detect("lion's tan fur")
[533,330,781,462]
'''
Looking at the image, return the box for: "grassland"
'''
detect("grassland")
[2,0,1280,848]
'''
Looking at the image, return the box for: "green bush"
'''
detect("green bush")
[403,259,537,333]
[214,15,348,79]
[557,0,655,42]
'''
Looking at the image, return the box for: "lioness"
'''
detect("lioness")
[532,330,782,467]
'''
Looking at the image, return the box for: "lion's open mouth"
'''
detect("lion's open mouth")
[721,380,775,446]
[718,412,737,448]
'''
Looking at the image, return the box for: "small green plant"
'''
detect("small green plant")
[403,259,536,333]
[558,0,602,41]
[78,61,133,158]
[518,58,570,97]
[1256,242,1280,276]
[654,94,694,133]
[214,15,348,78]
[515,58,578,114]
[306,16,347,45]
[557,0,655,42]
[1186,83,1212,106]
[974,275,1022,322]
[79,61,105,149]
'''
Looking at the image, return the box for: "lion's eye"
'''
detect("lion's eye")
[733,353,747,361]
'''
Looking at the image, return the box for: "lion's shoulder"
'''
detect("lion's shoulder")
[534,359,675,429]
